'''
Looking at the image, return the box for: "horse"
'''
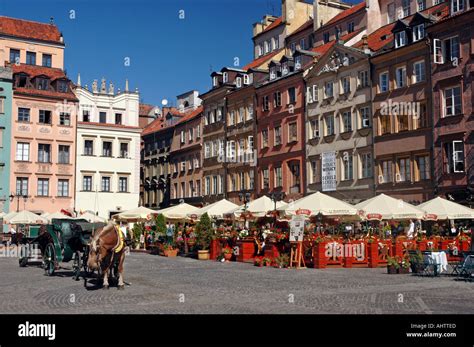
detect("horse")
[87,222,126,290]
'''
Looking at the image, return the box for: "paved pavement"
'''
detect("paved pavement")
[0,252,473,314]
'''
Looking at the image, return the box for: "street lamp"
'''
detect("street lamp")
[269,192,285,226]
[9,193,28,212]
[239,192,251,228]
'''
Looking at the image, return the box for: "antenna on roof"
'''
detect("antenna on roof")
[50,17,54,24]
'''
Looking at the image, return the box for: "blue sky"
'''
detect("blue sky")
[1,0,286,106]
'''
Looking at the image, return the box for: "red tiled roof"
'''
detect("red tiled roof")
[243,49,282,70]
[325,2,366,26]
[78,121,141,130]
[12,64,67,81]
[176,106,203,125]
[142,107,181,136]
[260,17,283,34]
[14,87,77,101]
[0,16,63,44]
[139,103,155,116]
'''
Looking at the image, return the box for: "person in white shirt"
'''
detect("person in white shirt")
[407,220,415,239]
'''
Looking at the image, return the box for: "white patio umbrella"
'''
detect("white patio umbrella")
[112,206,158,221]
[6,210,48,224]
[44,211,77,222]
[280,191,358,217]
[188,199,239,220]
[355,194,424,220]
[418,197,474,220]
[233,195,288,218]
[79,211,107,223]
[156,203,199,220]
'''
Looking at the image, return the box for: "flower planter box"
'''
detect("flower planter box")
[209,239,221,260]
[163,249,178,257]
[368,242,379,268]
[197,250,210,260]
[312,243,327,269]
[264,241,280,259]
[237,239,255,263]
[417,240,427,251]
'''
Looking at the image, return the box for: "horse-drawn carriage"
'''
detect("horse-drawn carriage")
[19,218,106,280]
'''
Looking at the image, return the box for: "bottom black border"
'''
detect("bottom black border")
[0,314,473,345]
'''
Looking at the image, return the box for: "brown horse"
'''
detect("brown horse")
[87,222,126,290]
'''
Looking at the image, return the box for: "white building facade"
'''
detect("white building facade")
[74,78,140,219]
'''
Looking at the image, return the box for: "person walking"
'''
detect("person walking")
[407,219,415,239]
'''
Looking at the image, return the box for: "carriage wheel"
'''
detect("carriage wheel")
[72,251,81,281]
[43,243,55,276]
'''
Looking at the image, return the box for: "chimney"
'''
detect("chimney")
[313,0,320,31]
[362,34,370,53]
[366,0,382,34]
[282,0,296,24]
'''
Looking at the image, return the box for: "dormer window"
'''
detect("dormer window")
[413,24,425,42]
[36,77,49,90]
[395,31,407,48]
[243,74,250,85]
[264,41,270,54]
[282,63,289,76]
[257,44,263,57]
[270,67,277,80]
[223,72,228,83]
[451,0,464,13]
[417,0,426,11]
[57,80,68,93]
[212,76,218,87]
[16,74,28,88]
[300,38,306,50]
[236,77,242,88]
[295,56,302,70]
[290,42,296,53]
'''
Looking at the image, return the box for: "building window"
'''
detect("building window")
[415,103,428,129]
[248,135,254,152]
[115,113,122,125]
[102,141,112,157]
[10,49,20,64]
[16,142,29,161]
[262,129,269,148]
[380,114,391,135]
[300,38,306,50]
[58,145,70,164]
[99,112,107,123]
[416,155,430,181]
[288,87,296,104]
[417,0,426,11]
[59,113,71,126]
[120,143,129,158]
[83,176,92,191]
[230,174,236,191]
[402,0,411,17]
[263,96,270,111]
[262,169,269,189]
[306,84,318,103]
[443,86,462,117]
[274,166,282,187]
[387,3,395,23]
[119,177,128,192]
[288,122,297,142]
[358,71,369,88]
[38,144,51,163]
[247,104,253,120]
[397,158,411,182]
[42,54,52,67]
[264,41,270,54]
[16,177,28,196]
[445,36,460,62]
[325,115,334,136]
[18,107,30,122]
[341,76,350,94]
[413,24,425,42]
[290,42,296,53]
[361,153,372,179]
[413,61,426,83]
[205,177,211,195]
[323,32,330,43]
[274,126,282,146]
[37,178,49,197]
[212,76,218,87]
[228,110,235,126]
[101,177,111,192]
[36,78,48,90]
[310,119,319,138]
[347,22,355,33]
[343,154,353,180]
[249,170,255,190]
[26,51,36,65]
[324,82,333,98]
[360,107,370,128]
[223,72,228,83]
[395,66,406,88]
[342,111,352,132]
[451,0,465,13]
[445,140,464,173]
[381,160,393,183]
[379,72,389,93]
[204,142,210,158]
[398,115,409,132]
[39,110,52,124]
[238,107,245,123]
[395,31,407,48]
[310,160,320,183]
[82,110,90,122]
[58,179,69,197]
[274,91,282,107]
[212,176,218,194]
[84,140,94,155]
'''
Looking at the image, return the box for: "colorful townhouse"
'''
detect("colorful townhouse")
[428,2,474,204]
[0,64,13,215]
[368,2,449,204]
[73,78,141,219]
[0,17,78,214]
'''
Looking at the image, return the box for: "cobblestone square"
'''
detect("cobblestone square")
[1,252,473,314]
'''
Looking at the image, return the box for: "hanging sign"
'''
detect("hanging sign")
[322,151,337,192]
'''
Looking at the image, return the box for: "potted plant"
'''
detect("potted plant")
[163,243,178,257]
[195,213,213,260]
[262,257,272,267]
[274,254,289,268]
[398,257,410,274]
[132,223,144,250]
[222,247,233,261]
[409,250,424,274]
[387,256,399,274]
[254,257,263,267]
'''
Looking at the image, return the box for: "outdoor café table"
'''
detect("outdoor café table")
[423,251,448,276]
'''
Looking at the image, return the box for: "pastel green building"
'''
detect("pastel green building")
[0,65,13,219]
